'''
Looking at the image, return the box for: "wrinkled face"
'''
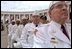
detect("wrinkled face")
[32,15,40,24]
[49,2,68,24]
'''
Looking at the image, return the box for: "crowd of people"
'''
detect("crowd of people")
[7,1,71,48]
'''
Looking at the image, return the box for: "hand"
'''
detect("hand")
[33,29,38,35]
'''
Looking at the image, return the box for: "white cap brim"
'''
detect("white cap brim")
[12,20,15,22]
[49,1,66,9]
[22,16,28,19]
[32,11,39,16]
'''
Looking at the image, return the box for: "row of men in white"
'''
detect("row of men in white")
[8,1,71,48]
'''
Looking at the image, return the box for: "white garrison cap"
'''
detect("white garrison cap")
[32,12,40,17]
[22,16,28,19]
[49,1,66,9]
[11,20,15,22]
[16,19,21,21]
[6,19,8,21]
[32,11,39,16]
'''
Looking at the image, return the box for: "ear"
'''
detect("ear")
[48,12,51,18]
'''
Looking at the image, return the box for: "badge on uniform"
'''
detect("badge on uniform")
[50,29,56,36]
[50,37,58,48]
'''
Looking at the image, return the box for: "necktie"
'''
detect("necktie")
[61,25,70,40]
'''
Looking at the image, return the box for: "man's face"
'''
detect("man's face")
[22,19,28,25]
[12,21,15,25]
[32,15,40,24]
[50,2,68,24]
[16,20,20,25]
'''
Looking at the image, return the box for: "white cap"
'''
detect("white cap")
[49,1,66,9]
[22,16,28,19]
[32,11,39,16]
[32,12,40,17]
[6,19,8,21]
[16,19,20,21]
[12,20,15,22]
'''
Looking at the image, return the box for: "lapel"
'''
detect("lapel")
[55,28,70,44]
[50,21,70,44]
[64,23,71,41]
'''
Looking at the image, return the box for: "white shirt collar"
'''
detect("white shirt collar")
[50,20,61,28]
[32,22,42,27]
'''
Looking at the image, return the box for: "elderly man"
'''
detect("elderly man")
[33,1,71,48]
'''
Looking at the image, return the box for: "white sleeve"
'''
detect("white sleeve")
[15,28,20,41]
[8,24,11,34]
[19,27,27,42]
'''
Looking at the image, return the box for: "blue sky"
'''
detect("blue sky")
[1,1,52,11]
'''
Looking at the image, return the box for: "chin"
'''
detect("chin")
[58,20,65,24]
[62,21,66,24]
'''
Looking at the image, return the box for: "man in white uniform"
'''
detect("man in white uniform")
[33,1,71,48]
[15,14,42,48]
[11,19,21,48]
[7,20,15,48]
[13,18,28,48]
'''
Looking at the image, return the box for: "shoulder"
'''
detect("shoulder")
[37,23,50,31]
[22,23,32,30]
[65,23,71,28]
[25,23,34,29]
[12,25,15,27]
[46,22,57,33]
[8,24,12,27]
[19,25,23,27]
[25,23,32,27]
